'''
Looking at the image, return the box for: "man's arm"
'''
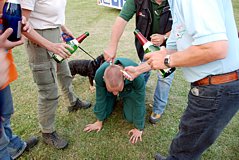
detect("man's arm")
[104,16,128,62]
[21,9,71,59]
[145,41,228,70]
[128,75,146,144]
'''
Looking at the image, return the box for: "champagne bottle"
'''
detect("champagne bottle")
[52,32,89,63]
[134,29,175,78]
[2,0,22,42]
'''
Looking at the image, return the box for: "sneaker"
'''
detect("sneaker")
[42,131,68,149]
[155,153,166,160]
[68,98,91,112]
[12,136,39,159]
[149,112,161,124]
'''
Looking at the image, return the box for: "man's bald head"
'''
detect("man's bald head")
[104,65,124,95]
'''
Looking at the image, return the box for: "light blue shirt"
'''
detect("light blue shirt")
[167,0,239,82]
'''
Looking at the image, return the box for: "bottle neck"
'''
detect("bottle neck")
[6,0,20,4]
[134,30,148,46]
[76,32,89,43]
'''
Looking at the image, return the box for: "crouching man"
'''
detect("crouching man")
[84,58,146,144]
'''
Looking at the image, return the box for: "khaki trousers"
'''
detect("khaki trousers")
[25,28,77,133]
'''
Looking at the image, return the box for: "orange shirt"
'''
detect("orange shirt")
[0,1,18,90]
[0,50,18,90]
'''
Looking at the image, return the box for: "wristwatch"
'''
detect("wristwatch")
[164,55,171,68]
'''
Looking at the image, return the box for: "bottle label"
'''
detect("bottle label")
[143,41,154,52]
[17,20,21,38]
[53,54,64,62]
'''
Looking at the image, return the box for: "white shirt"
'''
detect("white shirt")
[21,0,67,29]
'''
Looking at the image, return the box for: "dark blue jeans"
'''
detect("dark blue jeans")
[0,86,25,160]
[166,75,239,160]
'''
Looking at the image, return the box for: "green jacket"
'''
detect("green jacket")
[94,58,146,130]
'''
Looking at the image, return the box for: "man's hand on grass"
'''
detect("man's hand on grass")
[83,120,103,133]
[128,128,143,144]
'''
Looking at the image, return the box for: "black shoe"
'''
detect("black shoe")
[42,131,68,149]
[68,98,91,112]
[12,136,39,159]
[155,153,166,160]
[25,136,39,151]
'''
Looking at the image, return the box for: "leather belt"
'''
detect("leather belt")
[192,70,238,86]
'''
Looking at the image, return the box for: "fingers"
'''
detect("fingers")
[1,28,13,41]
[128,129,134,135]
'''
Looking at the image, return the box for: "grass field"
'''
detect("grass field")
[10,0,239,159]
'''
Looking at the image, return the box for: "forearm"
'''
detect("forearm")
[109,17,127,49]
[135,62,151,75]
[169,41,228,67]
[23,29,53,50]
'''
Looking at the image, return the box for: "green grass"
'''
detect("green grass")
[9,0,239,159]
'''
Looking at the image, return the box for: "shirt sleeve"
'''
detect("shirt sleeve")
[119,0,136,22]
[93,63,111,121]
[131,75,146,130]
[20,0,35,11]
[182,0,227,45]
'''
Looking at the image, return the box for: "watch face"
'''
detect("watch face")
[164,55,170,68]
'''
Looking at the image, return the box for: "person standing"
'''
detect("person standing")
[21,0,91,149]
[125,0,239,159]
[104,0,174,124]
[0,14,38,159]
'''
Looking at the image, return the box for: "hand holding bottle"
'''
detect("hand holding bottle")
[0,28,24,49]
[49,42,72,59]
[144,46,169,70]
[150,33,165,46]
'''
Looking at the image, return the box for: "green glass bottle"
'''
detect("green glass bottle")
[134,29,175,78]
[52,32,89,63]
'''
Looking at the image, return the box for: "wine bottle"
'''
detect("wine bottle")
[2,0,22,42]
[134,29,175,78]
[52,32,90,63]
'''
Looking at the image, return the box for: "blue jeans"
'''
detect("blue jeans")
[143,71,174,115]
[166,73,239,160]
[0,86,25,160]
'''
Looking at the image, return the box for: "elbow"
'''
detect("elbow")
[213,41,229,60]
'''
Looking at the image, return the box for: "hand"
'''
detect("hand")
[123,66,140,81]
[21,16,31,33]
[144,46,168,70]
[104,46,116,63]
[0,28,24,50]
[150,34,165,46]
[49,43,72,59]
[83,120,103,133]
[128,128,143,144]
[61,25,74,38]
[0,51,10,88]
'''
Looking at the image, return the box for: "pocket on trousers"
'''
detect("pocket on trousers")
[30,62,55,85]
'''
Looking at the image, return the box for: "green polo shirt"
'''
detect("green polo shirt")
[94,58,146,130]
[119,0,167,34]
